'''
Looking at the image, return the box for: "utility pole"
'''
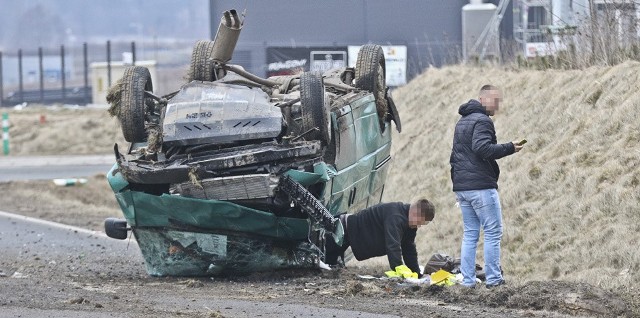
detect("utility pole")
[589,0,597,59]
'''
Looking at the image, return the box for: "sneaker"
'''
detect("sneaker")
[485,280,505,289]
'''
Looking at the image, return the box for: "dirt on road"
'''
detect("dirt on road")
[1,241,632,318]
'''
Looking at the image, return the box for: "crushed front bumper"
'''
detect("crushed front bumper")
[108,165,323,276]
[115,140,322,184]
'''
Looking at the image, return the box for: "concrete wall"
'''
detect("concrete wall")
[90,61,157,105]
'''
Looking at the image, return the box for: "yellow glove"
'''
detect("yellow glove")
[394,265,419,279]
[385,270,401,278]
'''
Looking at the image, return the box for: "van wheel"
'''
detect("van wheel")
[300,71,331,145]
[355,44,387,125]
[188,40,216,82]
[104,218,128,240]
[120,66,153,142]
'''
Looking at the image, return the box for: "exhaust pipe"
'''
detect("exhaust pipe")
[211,9,243,63]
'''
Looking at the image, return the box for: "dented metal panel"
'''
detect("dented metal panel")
[162,81,283,147]
[108,167,321,276]
[170,174,279,200]
[115,141,322,184]
[134,228,318,276]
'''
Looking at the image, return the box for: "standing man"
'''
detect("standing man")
[449,85,524,288]
[324,199,435,277]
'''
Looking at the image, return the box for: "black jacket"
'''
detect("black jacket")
[347,202,420,275]
[450,99,515,191]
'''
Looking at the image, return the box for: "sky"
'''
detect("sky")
[0,0,210,50]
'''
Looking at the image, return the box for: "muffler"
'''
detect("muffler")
[211,9,243,63]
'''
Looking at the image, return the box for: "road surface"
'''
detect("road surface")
[0,210,401,318]
[0,155,114,181]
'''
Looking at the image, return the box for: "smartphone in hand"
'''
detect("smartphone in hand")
[517,139,527,146]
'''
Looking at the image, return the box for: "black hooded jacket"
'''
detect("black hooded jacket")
[450,99,515,191]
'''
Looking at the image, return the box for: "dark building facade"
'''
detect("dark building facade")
[209,1,470,80]
[209,1,513,81]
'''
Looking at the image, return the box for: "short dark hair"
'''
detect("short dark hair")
[480,84,497,92]
[415,199,435,221]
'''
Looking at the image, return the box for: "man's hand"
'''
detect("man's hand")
[512,140,525,153]
[385,265,418,279]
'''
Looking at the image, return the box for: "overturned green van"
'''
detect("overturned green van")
[104,9,401,276]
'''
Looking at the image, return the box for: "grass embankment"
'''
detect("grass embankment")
[377,62,640,293]
[2,106,125,155]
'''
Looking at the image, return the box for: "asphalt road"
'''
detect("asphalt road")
[0,211,400,318]
[0,155,115,181]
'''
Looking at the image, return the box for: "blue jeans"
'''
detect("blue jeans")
[455,189,504,286]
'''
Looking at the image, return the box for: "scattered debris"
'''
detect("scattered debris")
[204,307,226,318]
[345,281,364,296]
[430,269,458,286]
[53,178,88,186]
[145,123,162,155]
[209,310,225,318]
[187,167,203,189]
[106,79,125,119]
[179,279,204,288]
[344,281,382,296]
[68,297,89,304]
[11,272,28,279]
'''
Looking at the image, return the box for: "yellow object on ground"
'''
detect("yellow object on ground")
[394,265,418,279]
[385,265,418,279]
[385,270,401,278]
[430,269,456,286]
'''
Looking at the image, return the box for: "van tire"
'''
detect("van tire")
[355,44,387,126]
[120,66,153,142]
[300,71,331,145]
[188,40,216,82]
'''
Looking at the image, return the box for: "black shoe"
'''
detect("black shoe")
[486,280,505,289]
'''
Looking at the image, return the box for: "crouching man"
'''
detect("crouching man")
[325,199,435,277]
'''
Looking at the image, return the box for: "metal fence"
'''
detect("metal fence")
[0,41,139,107]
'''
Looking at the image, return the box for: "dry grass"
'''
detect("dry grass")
[2,106,126,155]
[0,174,122,230]
[364,61,640,293]
[106,79,125,119]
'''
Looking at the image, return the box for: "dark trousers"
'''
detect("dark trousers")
[324,214,350,265]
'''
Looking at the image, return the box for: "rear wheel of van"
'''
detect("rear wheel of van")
[355,44,387,126]
[188,40,216,82]
[300,71,332,145]
[119,66,153,143]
